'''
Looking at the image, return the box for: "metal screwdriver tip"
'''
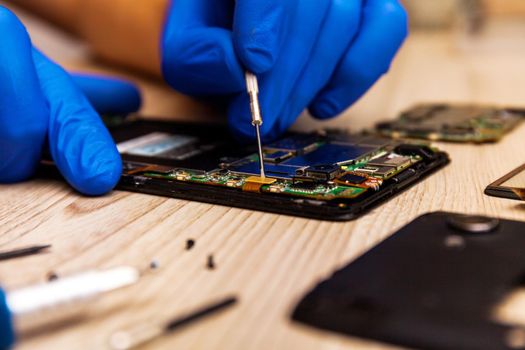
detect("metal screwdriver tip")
[254,124,266,178]
[245,71,266,178]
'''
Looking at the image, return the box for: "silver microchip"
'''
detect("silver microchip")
[368,154,411,169]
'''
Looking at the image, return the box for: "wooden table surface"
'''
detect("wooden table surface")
[1,6,525,350]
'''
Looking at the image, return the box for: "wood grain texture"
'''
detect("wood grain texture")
[1,9,525,350]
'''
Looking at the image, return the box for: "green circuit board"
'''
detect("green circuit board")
[376,104,525,143]
[123,133,430,203]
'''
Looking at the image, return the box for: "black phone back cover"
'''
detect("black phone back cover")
[292,212,525,349]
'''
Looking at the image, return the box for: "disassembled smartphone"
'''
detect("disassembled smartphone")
[292,212,525,350]
[108,118,449,221]
[485,163,525,201]
[376,104,525,143]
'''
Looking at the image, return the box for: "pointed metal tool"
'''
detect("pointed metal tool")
[245,72,266,179]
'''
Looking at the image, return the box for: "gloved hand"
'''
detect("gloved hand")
[0,7,141,196]
[162,0,408,141]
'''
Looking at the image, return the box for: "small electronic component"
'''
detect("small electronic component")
[337,173,367,185]
[302,165,342,181]
[335,172,383,191]
[175,171,191,181]
[373,167,398,179]
[226,178,243,188]
[263,150,293,163]
[377,104,525,143]
[485,163,525,201]
[268,184,285,193]
[368,154,412,169]
[354,166,397,179]
[242,176,277,193]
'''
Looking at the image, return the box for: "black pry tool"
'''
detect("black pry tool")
[110,296,238,349]
[0,245,51,261]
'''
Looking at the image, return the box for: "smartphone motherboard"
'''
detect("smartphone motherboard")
[108,119,449,221]
[376,104,525,143]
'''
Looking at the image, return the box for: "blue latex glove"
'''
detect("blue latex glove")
[0,7,141,196]
[162,0,408,141]
[0,288,14,350]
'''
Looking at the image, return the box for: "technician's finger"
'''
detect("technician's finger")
[309,0,408,119]
[33,50,122,196]
[162,0,245,95]
[275,0,362,135]
[0,7,48,182]
[72,74,142,115]
[232,0,287,74]
[228,1,332,141]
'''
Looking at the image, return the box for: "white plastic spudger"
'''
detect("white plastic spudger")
[7,266,139,316]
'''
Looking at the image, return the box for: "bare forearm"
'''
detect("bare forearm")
[5,0,81,32]
[78,0,168,76]
[6,0,168,76]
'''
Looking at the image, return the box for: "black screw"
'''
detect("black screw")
[150,259,160,270]
[207,255,216,270]
[186,239,195,251]
[47,271,59,282]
